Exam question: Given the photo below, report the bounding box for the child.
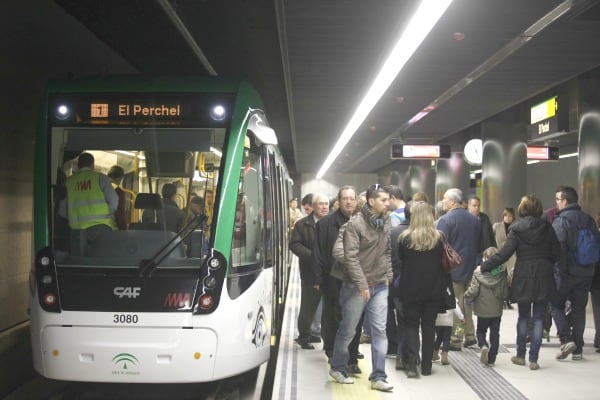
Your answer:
[433,303,464,365]
[465,246,509,366]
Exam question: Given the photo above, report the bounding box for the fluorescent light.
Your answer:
[559,152,577,159]
[210,146,222,158]
[316,0,453,179]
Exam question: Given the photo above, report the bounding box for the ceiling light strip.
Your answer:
[316,0,453,179]
[345,0,573,172]
[156,0,218,76]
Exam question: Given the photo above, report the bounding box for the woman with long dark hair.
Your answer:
[477,195,559,370]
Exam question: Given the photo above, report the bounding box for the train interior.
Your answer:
[49,126,263,270]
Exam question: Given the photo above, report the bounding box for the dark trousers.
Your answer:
[434,326,451,352]
[392,298,407,361]
[70,225,112,256]
[321,294,361,364]
[591,287,600,347]
[551,274,593,354]
[403,300,438,374]
[476,316,501,363]
[297,280,321,342]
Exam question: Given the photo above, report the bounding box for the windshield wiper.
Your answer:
[139,213,207,277]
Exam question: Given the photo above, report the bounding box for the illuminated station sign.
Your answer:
[49,93,235,127]
[391,144,451,159]
[527,145,559,161]
[527,95,569,140]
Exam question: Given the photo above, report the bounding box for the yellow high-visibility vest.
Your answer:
[66,170,115,230]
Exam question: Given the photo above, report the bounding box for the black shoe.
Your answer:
[295,337,314,349]
[356,352,364,359]
[596,348,600,353]
[448,346,462,352]
[309,335,322,343]
[421,368,431,376]
[463,339,477,348]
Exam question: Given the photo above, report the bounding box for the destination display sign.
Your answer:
[527,145,560,161]
[391,144,451,159]
[49,93,235,127]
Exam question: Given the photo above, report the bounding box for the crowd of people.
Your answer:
[289,184,600,393]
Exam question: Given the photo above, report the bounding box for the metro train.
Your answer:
[29,76,293,382]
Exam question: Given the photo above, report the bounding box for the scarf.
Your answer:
[361,203,386,231]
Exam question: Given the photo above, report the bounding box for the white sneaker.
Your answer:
[329,369,354,384]
[371,380,393,392]
[480,346,489,365]
[556,341,576,360]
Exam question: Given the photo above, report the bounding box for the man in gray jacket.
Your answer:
[329,184,393,392]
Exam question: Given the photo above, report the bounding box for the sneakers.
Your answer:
[329,369,354,384]
[294,337,314,349]
[480,346,489,365]
[463,339,477,347]
[371,380,393,392]
[441,351,450,365]
[511,356,526,366]
[530,361,539,370]
[345,364,362,376]
[556,341,576,360]
[432,350,440,361]
[572,353,583,361]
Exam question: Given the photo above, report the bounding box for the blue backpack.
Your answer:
[569,218,600,267]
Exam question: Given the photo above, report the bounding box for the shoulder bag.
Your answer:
[439,231,462,273]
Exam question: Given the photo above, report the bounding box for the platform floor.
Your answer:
[273,258,599,400]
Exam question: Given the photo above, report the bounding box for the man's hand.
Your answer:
[360,289,370,300]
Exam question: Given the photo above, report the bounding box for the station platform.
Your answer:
[272,258,599,399]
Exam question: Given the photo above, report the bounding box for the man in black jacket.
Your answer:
[291,192,329,349]
[312,186,359,365]
[551,186,600,360]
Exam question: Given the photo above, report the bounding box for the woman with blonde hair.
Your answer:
[392,201,450,377]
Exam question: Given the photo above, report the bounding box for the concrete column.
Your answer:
[435,152,470,203]
[578,113,600,217]
[481,122,528,223]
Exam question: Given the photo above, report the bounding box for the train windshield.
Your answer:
[49,126,224,269]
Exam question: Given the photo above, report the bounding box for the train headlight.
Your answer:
[208,257,221,270]
[198,294,214,310]
[43,293,57,306]
[55,104,72,120]
[209,104,226,121]
[40,256,50,266]
[41,275,53,285]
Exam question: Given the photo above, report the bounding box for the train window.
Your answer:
[49,126,224,269]
[230,139,262,269]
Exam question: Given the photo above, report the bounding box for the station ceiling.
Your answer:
[54,0,600,177]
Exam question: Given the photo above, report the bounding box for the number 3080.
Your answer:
[113,314,138,324]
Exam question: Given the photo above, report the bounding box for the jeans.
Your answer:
[551,273,593,354]
[516,302,547,362]
[476,316,501,363]
[332,282,388,382]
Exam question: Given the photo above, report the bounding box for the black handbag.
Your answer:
[443,284,456,310]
